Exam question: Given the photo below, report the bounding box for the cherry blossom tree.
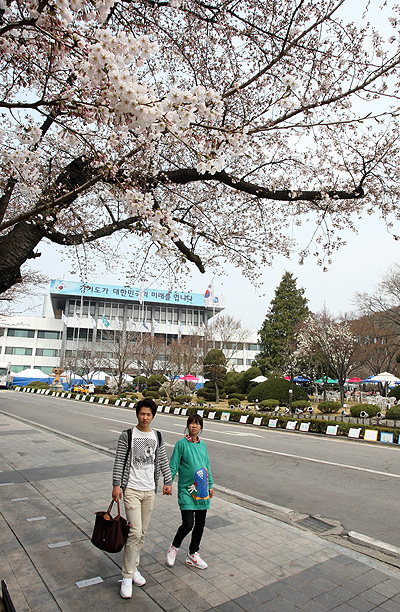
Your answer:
[298,310,357,405]
[2,0,400,293]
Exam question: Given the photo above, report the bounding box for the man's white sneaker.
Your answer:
[166,544,179,567]
[133,570,146,586]
[185,552,208,569]
[120,578,132,598]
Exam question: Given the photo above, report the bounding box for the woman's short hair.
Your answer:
[186,413,203,431]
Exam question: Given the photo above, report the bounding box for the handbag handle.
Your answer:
[105,499,121,521]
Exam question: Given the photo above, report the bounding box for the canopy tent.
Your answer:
[179,374,199,381]
[365,371,400,383]
[12,368,51,386]
[284,375,310,383]
[250,375,268,383]
[315,377,338,384]
[90,371,108,384]
[346,377,363,383]
[361,371,400,396]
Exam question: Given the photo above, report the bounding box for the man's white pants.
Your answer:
[122,488,155,578]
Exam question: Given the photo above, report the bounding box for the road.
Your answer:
[1,390,399,547]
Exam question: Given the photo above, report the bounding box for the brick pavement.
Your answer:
[1,411,400,612]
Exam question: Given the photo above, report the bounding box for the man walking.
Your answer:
[112,398,172,598]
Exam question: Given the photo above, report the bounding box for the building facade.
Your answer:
[0,280,259,375]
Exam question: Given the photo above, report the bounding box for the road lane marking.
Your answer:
[4,404,400,479]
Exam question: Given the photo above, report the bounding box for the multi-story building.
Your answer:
[0,280,259,375]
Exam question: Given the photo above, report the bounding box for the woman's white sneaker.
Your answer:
[166,544,179,567]
[185,552,207,569]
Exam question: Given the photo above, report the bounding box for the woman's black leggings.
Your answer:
[172,509,207,554]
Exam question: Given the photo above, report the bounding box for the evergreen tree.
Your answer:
[256,272,310,373]
[203,349,227,404]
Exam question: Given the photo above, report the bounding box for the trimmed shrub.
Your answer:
[318,401,341,414]
[388,386,400,400]
[237,366,263,394]
[247,377,308,405]
[225,384,241,395]
[228,398,241,406]
[142,390,160,399]
[228,393,246,401]
[350,404,381,418]
[386,406,400,420]
[26,381,50,389]
[292,400,311,410]
[175,395,192,405]
[259,399,279,409]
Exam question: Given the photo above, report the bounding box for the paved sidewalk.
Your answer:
[1,412,400,612]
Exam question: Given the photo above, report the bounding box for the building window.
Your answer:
[246,359,253,365]
[154,307,160,322]
[10,365,31,373]
[236,358,244,365]
[180,310,186,324]
[5,347,33,355]
[37,330,61,339]
[66,327,93,341]
[160,307,166,323]
[36,348,60,357]
[7,329,35,338]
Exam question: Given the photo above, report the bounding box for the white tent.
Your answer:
[251,375,268,383]
[16,368,49,378]
[367,372,400,383]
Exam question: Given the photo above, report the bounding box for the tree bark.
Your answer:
[0,222,45,294]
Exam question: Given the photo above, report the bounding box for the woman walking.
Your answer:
[166,413,213,569]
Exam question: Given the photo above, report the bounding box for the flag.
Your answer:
[178,320,183,330]
[143,320,149,331]
[138,284,145,305]
[152,318,159,331]
[74,312,80,324]
[204,279,214,303]
[89,315,97,328]
[115,316,122,328]
[62,312,68,325]
[102,315,110,328]
[167,321,172,329]
[128,317,136,330]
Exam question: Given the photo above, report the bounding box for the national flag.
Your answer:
[115,316,122,328]
[138,284,145,305]
[167,321,172,329]
[74,312,80,324]
[89,315,97,328]
[152,319,159,331]
[143,320,149,331]
[128,317,136,329]
[102,315,110,328]
[204,279,214,303]
[62,312,68,325]
[178,320,183,330]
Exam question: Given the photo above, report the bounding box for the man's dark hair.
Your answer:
[136,398,157,417]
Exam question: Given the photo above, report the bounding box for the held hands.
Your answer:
[112,485,123,501]
[163,485,172,496]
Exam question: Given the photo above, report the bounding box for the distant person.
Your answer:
[166,414,213,570]
[88,382,95,395]
[112,398,172,599]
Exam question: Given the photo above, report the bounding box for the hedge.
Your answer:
[350,404,381,418]
[318,401,341,414]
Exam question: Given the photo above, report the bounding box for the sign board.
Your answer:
[363,429,378,441]
[239,415,248,424]
[348,428,361,439]
[380,431,394,444]
[253,417,262,426]
[299,422,310,432]
[174,408,181,415]
[286,421,297,430]
[208,412,216,420]
[268,419,278,428]
[326,425,339,435]
[221,412,230,422]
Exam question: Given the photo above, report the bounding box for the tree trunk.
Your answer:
[214,380,219,404]
[0,221,45,293]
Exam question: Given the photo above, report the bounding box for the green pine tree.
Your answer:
[256,272,310,373]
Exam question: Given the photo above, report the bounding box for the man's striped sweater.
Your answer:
[112,427,172,492]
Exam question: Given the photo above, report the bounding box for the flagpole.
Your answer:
[212,278,215,348]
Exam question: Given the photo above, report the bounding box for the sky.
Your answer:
[7,1,400,332]
[17,207,399,333]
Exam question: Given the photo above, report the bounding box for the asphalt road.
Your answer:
[1,390,400,548]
